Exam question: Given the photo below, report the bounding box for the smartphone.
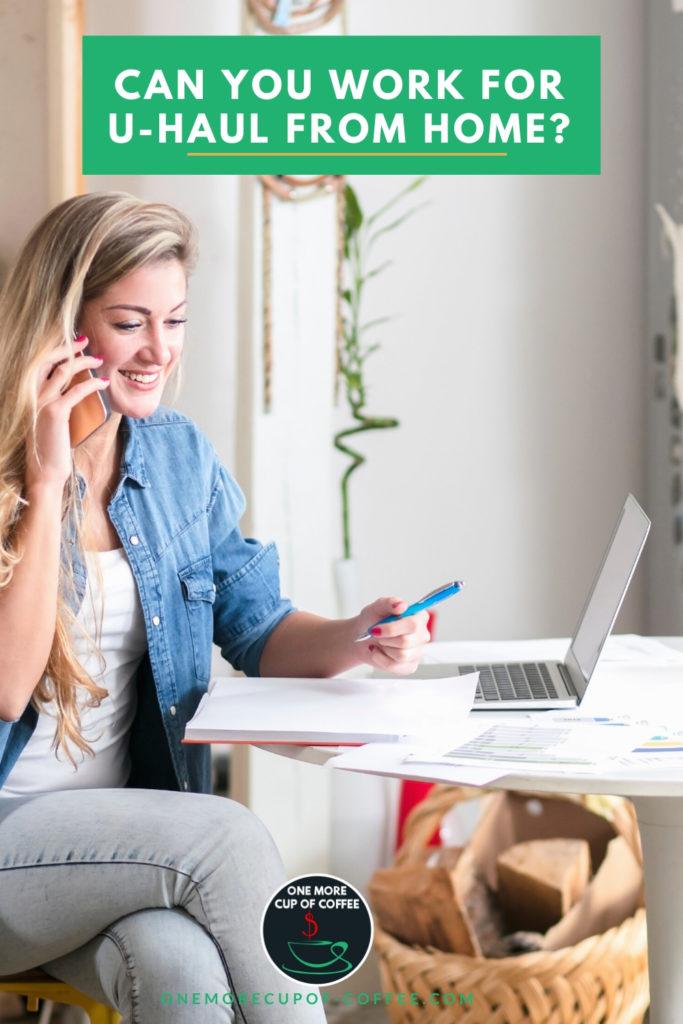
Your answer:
[67,341,111,448]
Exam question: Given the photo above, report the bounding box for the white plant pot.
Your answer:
[333,556,360,619]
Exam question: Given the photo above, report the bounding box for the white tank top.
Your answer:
[0,548,147,797]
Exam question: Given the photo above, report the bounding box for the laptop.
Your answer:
[413,494,651,710]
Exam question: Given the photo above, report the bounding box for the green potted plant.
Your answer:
[334,177,427,615]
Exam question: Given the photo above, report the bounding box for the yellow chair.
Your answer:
[0,968,121,1023]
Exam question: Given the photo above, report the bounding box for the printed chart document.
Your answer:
[404,715,653,773]
[611,732,683,772]
[183,671,479,746]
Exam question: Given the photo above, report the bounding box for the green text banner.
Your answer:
[82,35,601,175]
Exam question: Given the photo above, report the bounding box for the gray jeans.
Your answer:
[0,788,328,1024]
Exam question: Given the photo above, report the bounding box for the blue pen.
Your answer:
[354,580,464,642]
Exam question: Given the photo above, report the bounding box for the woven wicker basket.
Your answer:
[373,785,649,1024]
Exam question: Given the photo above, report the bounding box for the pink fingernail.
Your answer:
[75,335,87,343]
[371,627,381,636]
[99,376,110,383]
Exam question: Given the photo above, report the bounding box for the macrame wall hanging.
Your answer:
[246,0,344,34]
[259,175,346,412]
[247,0,348,412]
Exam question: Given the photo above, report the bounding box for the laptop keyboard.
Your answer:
[462,663,559,702]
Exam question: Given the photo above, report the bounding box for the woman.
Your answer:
[0,192,430,1023]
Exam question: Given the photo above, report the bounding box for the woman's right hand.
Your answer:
[25,335,110,494]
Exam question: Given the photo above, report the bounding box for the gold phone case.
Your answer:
[68,364,111,448]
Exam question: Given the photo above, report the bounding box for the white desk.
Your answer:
[260,638,683,1024]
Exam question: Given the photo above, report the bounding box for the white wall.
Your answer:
[341,0,646,647]
[0,0,49,275]
[645,0,683,634]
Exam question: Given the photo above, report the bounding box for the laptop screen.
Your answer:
[567,494,650,698]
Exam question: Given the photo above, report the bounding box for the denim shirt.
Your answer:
[0,408,295,795]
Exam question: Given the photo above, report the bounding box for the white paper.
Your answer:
[328,742,505,787]
[577,664,683,722]
[600,635,683,665]
[404,715,652,771]
[185,671,478,745]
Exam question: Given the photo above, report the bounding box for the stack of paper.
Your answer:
[182,671,478,746]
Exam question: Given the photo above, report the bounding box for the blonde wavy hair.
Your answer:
[0,191,198,767]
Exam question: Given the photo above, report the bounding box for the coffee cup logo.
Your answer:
[288,938,352,973]
[261,873,373,986]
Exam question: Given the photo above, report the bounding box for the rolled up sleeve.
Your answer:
[210,465,295,676]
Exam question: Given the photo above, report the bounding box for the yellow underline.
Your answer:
[186,151,508,157]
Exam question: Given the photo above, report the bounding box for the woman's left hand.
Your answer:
[354,597,431,675]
